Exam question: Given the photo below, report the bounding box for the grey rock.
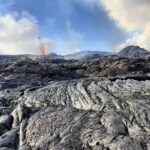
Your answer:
[117,137,143,150]
[0,115,13,129]
[118,45,150,59]
[0,115,13,136]
[0,148,15,150]
[11,103,30,128]
[0,107,12,116]
[0,128,19,148]
[0,56,149,149]
[24,107,100,149]
[101,111,128,135]
[16,78,149,149]
[0,125,9,137]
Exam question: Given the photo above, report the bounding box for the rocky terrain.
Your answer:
[0,46,150,150]
[0,46,149,63]
[118,46,150,59]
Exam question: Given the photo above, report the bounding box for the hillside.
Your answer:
[118,45,150,59]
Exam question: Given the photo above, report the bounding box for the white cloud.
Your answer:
[0,12,54,55]
[101,0,150,31]
[118,23,150,50]
[100,0,150,50]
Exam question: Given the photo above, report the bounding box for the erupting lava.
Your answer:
[40,48,46,57]
[38,37,46,57]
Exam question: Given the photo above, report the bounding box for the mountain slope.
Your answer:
[118,45,150,59]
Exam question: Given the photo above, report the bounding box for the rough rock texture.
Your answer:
[17,79,149,150]
[118,45,150,59]
[0,56,150,149]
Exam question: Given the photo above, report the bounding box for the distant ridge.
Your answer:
[64,51,113,60]
[0,45,150,62]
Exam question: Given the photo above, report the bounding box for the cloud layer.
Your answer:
[1,0,149,54]
[101,0,150,50]
[0,12,54,55]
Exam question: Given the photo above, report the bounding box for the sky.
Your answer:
[0,0,149,55]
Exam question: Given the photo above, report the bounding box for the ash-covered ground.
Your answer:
[0,50,150,150]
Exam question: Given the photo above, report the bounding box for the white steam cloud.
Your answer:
[0,12,54,55]
[101,0,150,50]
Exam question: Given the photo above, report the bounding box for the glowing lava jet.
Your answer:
[38,37,46,57]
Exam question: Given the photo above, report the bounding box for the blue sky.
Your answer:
[0,0,149,55]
